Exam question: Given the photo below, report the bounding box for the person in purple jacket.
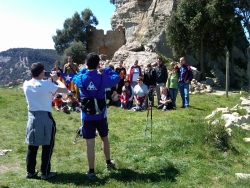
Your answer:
[73,52,120,180]
[178,57,193,108]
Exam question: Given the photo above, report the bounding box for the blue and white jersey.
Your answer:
[73,67,120,120]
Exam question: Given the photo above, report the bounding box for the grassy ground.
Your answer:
[1,86,250,188]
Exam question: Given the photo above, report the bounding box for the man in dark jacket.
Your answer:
[155,58,168,104]
[115,60,126,94]
[143,63,156,106]
[178,57,193,108]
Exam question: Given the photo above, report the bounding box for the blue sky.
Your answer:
[0,0,116,52]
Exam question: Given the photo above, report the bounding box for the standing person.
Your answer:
[155,57,168,105]
[115,60,126,94]
[127,60,142,88]
[63,55,79,74]
[51,60,63,83]
[166,65,179,108]
[143,63,156,106]
[51,60,63,77]
[178,57,193,108]
[23,62,69,180]
[73,52,120,180]
[63,55,80,98]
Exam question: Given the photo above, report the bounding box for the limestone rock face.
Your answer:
[112,48,158,70]
[111,0,176,58]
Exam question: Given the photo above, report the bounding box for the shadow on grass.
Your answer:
[185,105,204,111]
[47,166,179,186]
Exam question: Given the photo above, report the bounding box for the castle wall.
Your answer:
[87,26,125,60]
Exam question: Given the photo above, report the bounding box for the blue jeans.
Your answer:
[169,88,178,107]
[178,82,189,107]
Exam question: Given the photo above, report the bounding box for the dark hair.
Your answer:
[137,76,143,81]
[30,62,44,77]
[109,64,114,70]
[161,86,170,95]
[86,52,100,69]
[56,94,62,98]
[54,60,60,65]
[157,57,162,61]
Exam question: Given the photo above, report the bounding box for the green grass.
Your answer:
[1,86,250,187]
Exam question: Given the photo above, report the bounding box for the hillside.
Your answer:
[0,48,61,85]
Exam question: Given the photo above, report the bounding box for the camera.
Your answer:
[44,71,51,77]
[44,71,60,77]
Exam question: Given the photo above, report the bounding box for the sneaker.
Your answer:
[41,172,57,180]
[85,172,97,180]
[106,162,115,170]
[26,170,38,178]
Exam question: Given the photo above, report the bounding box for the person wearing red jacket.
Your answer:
[127,60,142,88]
[120,88,129,109]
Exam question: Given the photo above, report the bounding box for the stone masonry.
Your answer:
[87,26,126,60]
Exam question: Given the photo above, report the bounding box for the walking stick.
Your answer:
[144,87,154,147]
[150,98,153,146]
[143,103,150,147]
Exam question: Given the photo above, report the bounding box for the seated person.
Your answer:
[110,90,120,107]
[122,79,134,109]
[157,87,173,111]
[132,76,149,111]
[63,92,80,112]
[120,88,129,109]
[52,93,65,111]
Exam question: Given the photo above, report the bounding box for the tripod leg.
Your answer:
[73,133,78,144]
[143,106,150,147]
[150,101,153,146]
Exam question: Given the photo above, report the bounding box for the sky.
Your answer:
[0,0,116,52]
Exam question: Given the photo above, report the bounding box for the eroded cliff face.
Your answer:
[111,0,176,58]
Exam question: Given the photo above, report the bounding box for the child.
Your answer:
[157,87,173,111]
[111,90,120,106]
[64,92,80,112]
[120,88,129,109]
[52,94,64,111]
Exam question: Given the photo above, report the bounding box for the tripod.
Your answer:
[143,87,154,147]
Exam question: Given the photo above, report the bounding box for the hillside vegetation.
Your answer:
[1,86,250,187]
[0,48,61,85]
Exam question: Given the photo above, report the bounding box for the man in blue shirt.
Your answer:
[73,52,120,179]
[178,57,193,108]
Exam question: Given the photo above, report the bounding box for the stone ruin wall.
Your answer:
[87,26,126,60]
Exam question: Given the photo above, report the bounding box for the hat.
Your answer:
[122,88,127,91]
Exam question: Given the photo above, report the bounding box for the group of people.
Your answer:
[107,56,193,111]
[22,53,192,181]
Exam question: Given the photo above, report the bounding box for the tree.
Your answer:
[166,0,238,80]
[61,41,87,65]
[234,0,250,86]
[52,9,98,55]
[234,0,250,40]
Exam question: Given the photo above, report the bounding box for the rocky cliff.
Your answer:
[109,0,249,88]
[111,0,176,58]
